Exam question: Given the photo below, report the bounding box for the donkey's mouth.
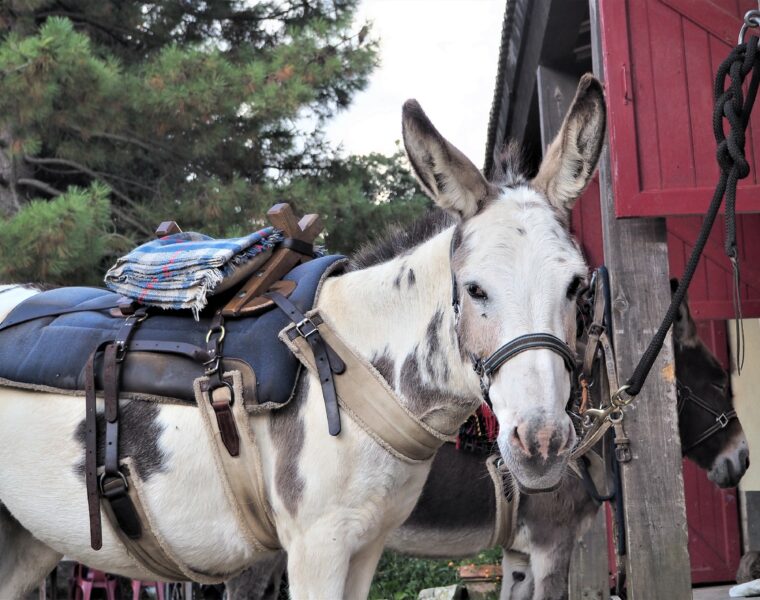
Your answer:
[498,448,569,492]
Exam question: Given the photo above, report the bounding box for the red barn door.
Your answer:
[599,0,760,217]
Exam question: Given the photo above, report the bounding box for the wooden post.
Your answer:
[589,1,691,598]
[537,62,610,600]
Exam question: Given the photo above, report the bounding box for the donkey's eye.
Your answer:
[466,283,488,301]
[566,276,584,299]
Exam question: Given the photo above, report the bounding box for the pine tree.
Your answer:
[0,1,429,285]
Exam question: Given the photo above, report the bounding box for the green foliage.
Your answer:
[0,183,111,285]
[368,548,503,600]
[0,1,428,285]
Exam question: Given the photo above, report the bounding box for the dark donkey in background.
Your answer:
[225,283,749,600]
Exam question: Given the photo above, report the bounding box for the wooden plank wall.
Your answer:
[592,1,693,598]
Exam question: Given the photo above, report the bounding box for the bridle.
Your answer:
[449,235,577,407]
[676,381,737,454]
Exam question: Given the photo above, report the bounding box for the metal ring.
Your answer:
[209,379,234,406]
[739,10,760,44]
[98,470,129,495]
[205,325,226,344]
[611,384,632,407]
[609,408,625,424]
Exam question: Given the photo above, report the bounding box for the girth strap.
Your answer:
[265,291,345,435]
[84,308,147,550]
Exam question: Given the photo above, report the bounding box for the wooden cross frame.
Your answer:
[222,203,322,317]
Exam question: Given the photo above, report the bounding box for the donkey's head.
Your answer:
[671,279,749,488]
[402,74,606,490]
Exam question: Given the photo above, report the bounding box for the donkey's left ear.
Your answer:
[402,99,495,220]
[532,74,606,220]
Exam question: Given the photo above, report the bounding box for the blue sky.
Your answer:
[326,0,504,169]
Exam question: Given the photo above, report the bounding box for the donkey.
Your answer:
[224,285,749,600]
[0,74,605,599]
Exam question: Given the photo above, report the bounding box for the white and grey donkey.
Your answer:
[0,74,605,599]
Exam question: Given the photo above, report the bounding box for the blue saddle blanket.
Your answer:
[0,255,345,405]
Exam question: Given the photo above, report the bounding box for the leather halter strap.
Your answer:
[477,333,576,377]
[448,230,576,405]
[473,333,576,405]
[677,382,737,454]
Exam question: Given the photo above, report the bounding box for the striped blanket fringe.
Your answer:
[456,404,499,454]
[104,227,281,318]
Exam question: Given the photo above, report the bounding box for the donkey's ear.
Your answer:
[532,74,606,219]
[402,99,495,219]
[671,278,699,346]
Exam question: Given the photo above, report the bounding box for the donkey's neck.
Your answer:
[318,227,481,435]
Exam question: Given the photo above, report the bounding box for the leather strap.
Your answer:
[85,341,110,550]
[85,310,147,550]
[0,294,123,332]
[487,455,518,549]
[194,371,280,551]
[128,340,209,361]
[480,333,576,377]
[266,292,343,436]
[280,309,452,461]
[208,383,240,456]
[280,237,314,257]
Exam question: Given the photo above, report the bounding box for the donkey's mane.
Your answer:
[347,141,527,272]
[490,141,528,188]
[347,209,455,271]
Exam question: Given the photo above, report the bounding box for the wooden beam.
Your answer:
[537,66,579,150]
[590,1,692,599]
[506,0,551,145]
[538,62,610,600]
[568,509,608,600]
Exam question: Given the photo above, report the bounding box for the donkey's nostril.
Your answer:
[512,571,526,582]
[558,421,575,454]
[511,426,531,456]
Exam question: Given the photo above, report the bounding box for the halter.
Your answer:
[676,382,737,454]
[449,234,577,407]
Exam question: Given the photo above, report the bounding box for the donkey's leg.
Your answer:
[529,538,575,600]
[225,551,288,600]
[285,528,353,600]
[342,534,387,600]
[0,504,62,600]
[500,550,533,600]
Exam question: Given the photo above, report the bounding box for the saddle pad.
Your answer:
[104,227,280,316]
[0,255,346,406]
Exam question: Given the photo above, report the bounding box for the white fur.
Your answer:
[0,87,601,597]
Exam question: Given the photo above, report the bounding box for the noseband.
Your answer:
[676,382,736,454]
[450,236,577,407]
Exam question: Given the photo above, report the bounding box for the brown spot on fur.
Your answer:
[268,377,308,517]
[400,350,471,419]
[371,351,395,386]
[74,401,166,481]
[456,296,501,363]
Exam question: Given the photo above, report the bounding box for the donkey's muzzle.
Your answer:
[501,417,575,489]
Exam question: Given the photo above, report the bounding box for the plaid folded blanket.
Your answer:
[104,227,280,317]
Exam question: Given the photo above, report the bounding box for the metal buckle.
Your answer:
[209,380,234,407]
[295,317,319,339]
[205,325,226,344]
[716,413,730,428]
[114,340,127,362]
[99,470,129,496]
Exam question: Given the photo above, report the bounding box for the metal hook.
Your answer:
[739,10,760,44]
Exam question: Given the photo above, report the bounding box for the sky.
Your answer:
[325,0,505,169]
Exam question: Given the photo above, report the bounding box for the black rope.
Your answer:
[625,37,759,396]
